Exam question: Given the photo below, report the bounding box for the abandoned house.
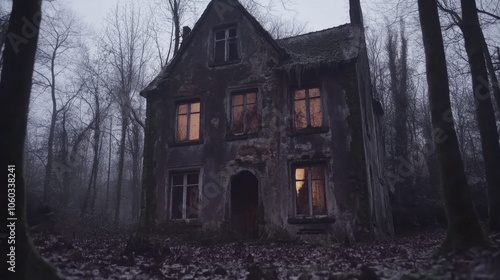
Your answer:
[140,0,393,241]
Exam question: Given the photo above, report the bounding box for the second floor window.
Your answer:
[231,91,258,134]
[293,88,323,130]
[214,26,238,63]
[176,101,200,142]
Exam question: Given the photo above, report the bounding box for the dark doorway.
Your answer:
[230,170,259,239]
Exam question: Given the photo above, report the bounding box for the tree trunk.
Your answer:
[42,78,57,203]
[105,116,113,220]
[0,0,61,278]
[460,0,500,232]
[417,0,488,252]
[114,104,129,228]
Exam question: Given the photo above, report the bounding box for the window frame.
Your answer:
[174,99,202,144]
[169,170,201,221]
[230,90,259,135]
[292,164,328,218]
[226,87,261,140]
[292,87,324,130]
[212,24,240,65]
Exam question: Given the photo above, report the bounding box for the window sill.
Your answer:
[169,140,204,147]
[209,59,241,67]
[287,217,335,225]
[289,126,330,137]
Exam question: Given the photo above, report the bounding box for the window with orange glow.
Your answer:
[171,172,200,220]
[293,88,323,130]
[176,101,200,142]
[294,165,327,216]
[231,91,258,134]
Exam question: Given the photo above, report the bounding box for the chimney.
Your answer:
[349,0,364,26]
[182,26,192,41]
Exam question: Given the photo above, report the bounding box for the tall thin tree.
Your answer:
[417,0,488,252]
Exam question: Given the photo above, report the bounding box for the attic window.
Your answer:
[293,88,323,130]
[214,26,238,63]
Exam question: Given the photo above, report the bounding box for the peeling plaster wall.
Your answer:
[141,2,393,241]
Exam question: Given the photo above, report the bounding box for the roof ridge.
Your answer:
[278,23,352,41]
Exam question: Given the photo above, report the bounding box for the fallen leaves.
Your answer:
[33,229,500,279]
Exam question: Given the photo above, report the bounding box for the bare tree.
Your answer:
[417,0,488,252]
[103,2,151,228]
[459,0,500,232]
[34,2,82,204]
[0,0,61,278]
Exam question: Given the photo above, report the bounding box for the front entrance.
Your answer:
[230,170,259,239]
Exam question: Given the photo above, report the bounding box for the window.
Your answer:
[293,88,323,130]
[176,101,200,142]
[170,171,200,220]
[294,165,327,216]
[231,91,258,134]
[214,26,238,63]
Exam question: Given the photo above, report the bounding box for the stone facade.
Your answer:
[140,0,393,241]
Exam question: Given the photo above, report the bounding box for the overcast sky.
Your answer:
[69,0,350,33]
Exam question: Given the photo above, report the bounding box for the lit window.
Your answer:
[294,165,327,216]
[171,172,200,220]
[293,88,323,130]
[214,27,238,63]
[231,91,258,134]
[176,101,200,142]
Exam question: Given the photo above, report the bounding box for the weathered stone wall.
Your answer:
[141,1,393,241]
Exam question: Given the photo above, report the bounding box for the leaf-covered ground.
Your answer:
[33,230,500,279]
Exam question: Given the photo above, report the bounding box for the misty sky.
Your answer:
[70,0,350,33]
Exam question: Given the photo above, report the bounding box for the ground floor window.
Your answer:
[293,165,327,216]
[170,171,200,219]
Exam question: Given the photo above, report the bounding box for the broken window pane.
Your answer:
[176,114,188,141]
[294,99,307,129]
[171,186,183,219]
[214,27,238,62]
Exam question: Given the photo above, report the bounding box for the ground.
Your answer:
[33,229,500,279]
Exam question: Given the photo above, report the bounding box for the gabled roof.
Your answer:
[141,1,363,97]
[276,23,362,70]
[141,0,285,97]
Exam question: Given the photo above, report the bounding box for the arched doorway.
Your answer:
[230,170,259,239]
